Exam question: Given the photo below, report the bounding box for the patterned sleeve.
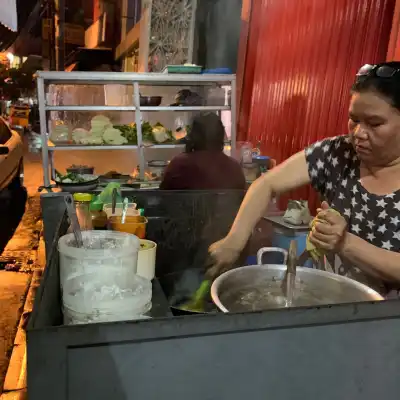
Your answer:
[305,135,351,199]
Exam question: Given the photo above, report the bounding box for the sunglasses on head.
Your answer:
[356,64,400,80]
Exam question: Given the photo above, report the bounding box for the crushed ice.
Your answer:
[68,237,122,250]
[70,281,147,301]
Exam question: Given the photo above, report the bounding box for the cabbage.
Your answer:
[103,127,128,145]
[152,126,169,143]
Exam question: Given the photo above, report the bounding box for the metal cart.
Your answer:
[27,192,400,400]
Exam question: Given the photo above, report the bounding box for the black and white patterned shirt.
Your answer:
[305,135,400,296]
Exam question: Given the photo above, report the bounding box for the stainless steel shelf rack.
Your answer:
[36,71,237,189]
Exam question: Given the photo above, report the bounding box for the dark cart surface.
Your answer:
[27,192,400,400]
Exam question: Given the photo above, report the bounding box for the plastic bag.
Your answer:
[95,183,122,205]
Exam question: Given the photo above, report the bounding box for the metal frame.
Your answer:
[27,297,400,400]
[36,71,235,84]
[187,0,198,63]
[36,71,237,189]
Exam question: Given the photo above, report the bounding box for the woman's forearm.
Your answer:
[228,151,311,250]
[229,175,273,248]
[340,233,400,283]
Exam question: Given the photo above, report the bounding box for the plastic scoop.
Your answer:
[121,198,129,224]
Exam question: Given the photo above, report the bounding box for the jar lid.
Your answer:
[73,193,92,202]
[253,155,270,160]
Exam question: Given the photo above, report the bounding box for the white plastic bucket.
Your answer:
[58,230,140,287]
[62,272,152,312]
[62,271,152,324]
[63,303,152,325]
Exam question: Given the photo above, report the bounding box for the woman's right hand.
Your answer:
[206,235,243,279]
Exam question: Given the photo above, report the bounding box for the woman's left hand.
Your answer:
[309,201,347,252]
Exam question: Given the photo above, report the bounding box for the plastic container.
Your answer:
[165,65,202,74]
[235,141,253,163]
[242,163,259,182]
[58,230,140,291]
[138,239,157,280]
[109,216,148,239]
[90,202,108,230]
[202,68,232,74]
[103,202,138,218]
[63,305,152,325]
[253,155,270,174]
[62,271,152,324]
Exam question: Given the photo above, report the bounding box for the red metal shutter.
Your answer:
[239,0,395,212]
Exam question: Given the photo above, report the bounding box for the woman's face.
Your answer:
[348,91,400,166]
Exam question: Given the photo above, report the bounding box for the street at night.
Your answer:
[2,0,400,399]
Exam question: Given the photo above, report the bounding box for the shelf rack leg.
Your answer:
[49,151,56,181]
[230,78,237,151]
[187,0,198,63]
[133,82,146,180]
[37,77,51,188]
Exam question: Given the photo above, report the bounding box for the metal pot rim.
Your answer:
[210,264,384,313]
[147,160,169,167]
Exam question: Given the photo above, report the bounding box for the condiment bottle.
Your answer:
[72,193,93,231]
[90,202,108,230]
[240,142,253,164]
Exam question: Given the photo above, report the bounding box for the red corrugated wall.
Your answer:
[239,0,396,212]
[387,0,400,59]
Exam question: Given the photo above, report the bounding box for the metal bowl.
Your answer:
[67,166,94,175]
[211,264,384,313]
[140,96,162,106]
[55,175,99,193]
[99,173,130,184]
[147,160,169,179]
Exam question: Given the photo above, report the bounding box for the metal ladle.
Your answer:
[282,240,297,307]
[111,188,118,215]
[64,195,83,248]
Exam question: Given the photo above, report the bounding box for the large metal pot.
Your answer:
[147,160,169,179]
[211,247,384,312]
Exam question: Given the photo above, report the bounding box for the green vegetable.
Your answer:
[141,121,154,142]
[114,124,138,145]
[103,127,128,145]
[113,122,178,145]
[55,172,92,184]
[98,183,122,204]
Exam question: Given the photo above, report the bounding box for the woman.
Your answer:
[209,61,400,296]
[160,112,246,190]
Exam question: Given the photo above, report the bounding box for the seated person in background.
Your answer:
[160,112,246,190]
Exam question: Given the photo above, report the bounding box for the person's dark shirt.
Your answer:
[160,150,246,190]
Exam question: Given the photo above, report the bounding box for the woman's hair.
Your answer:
[352,61,400,109]
[185,112,226,152]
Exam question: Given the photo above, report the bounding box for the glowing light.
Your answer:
[6,52,14,64]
